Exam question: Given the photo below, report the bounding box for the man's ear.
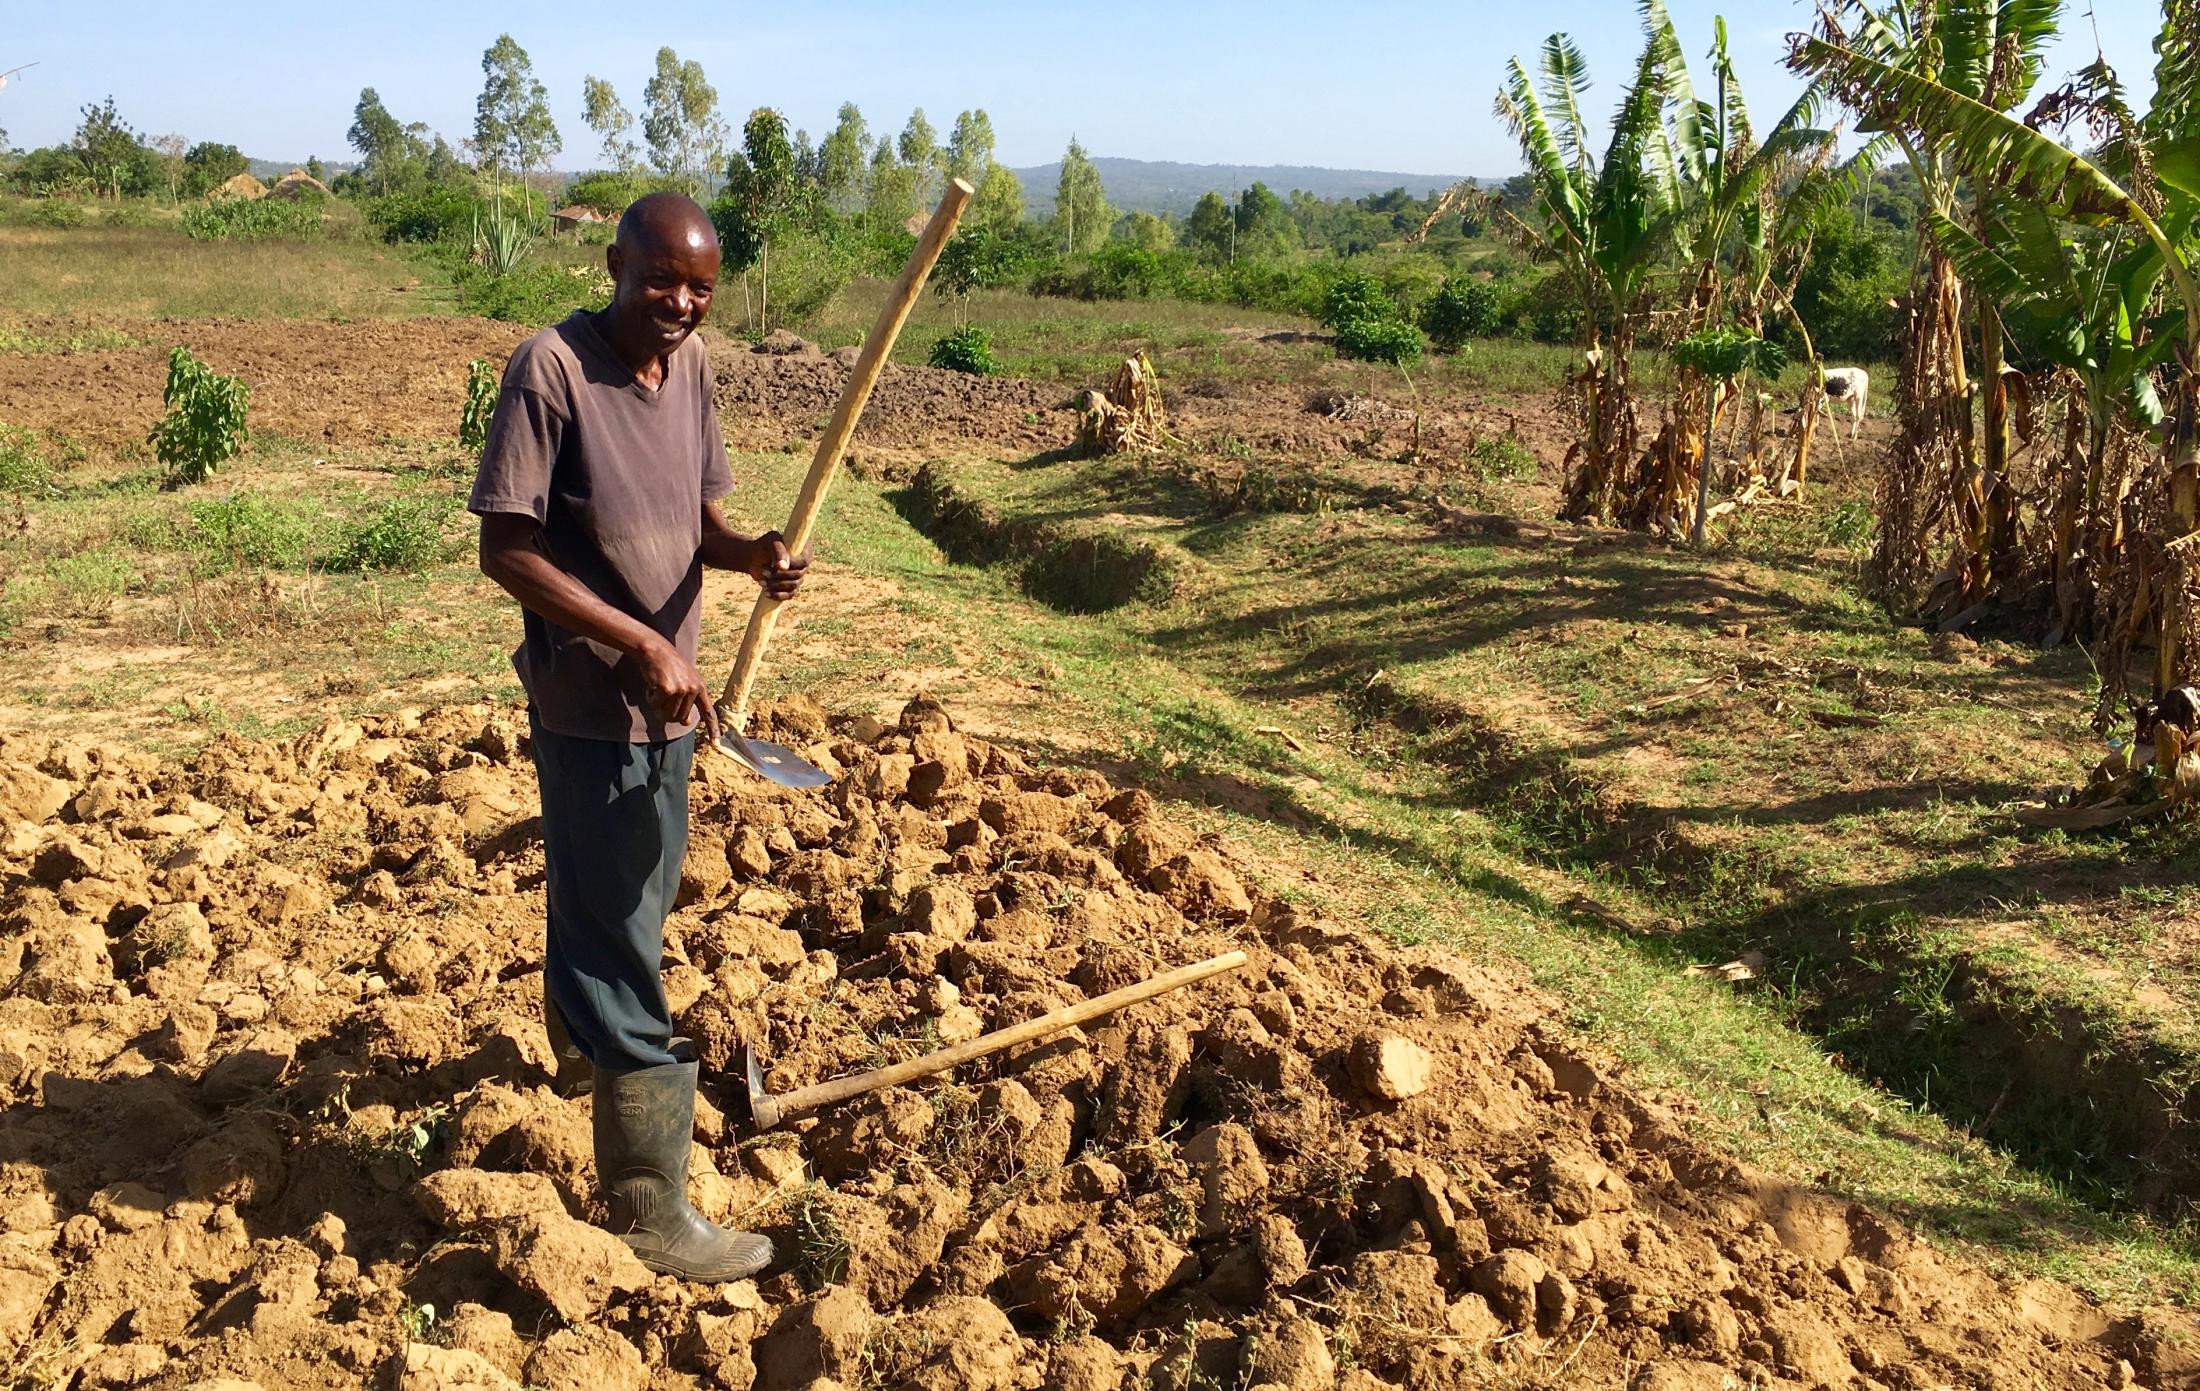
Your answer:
[605,242,623,285]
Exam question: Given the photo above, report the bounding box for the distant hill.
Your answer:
[1007,157,1482,218]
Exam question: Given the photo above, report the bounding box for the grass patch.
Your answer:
[0,225,452,320]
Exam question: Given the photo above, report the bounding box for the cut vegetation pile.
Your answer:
[2,697,2188,1391]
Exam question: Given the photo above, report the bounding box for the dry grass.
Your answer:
[0,226,451,320]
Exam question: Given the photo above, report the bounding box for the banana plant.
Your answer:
[1496,19,1684,522]
[1672,326,1788,543]
[1793,1,2068,620]
[1652,5,1838,325]
[1795,1,2200,690]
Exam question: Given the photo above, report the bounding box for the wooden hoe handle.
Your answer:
[761,950,1249,1123]
[717,177,974,731]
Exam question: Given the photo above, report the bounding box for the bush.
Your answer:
[450,259,607,326]
[182,198,322,242]
[929,326,1001,375]
[368,188,481,244]
[331,495,455,572]
[1422,278,1503,353]
[149,347,250,485]
[1507,273,1589,344]
[31,199,85,229]
[1333,316,1423,365]
[0,425,50,495]
[184,493,314,571]
[1321,271,1398,331]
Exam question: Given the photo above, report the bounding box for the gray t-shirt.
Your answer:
[468,310,734,743]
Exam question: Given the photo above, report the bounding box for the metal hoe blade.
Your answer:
[743,1044,784,1130]
[711,707,831,790]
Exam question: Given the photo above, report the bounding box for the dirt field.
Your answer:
[5,697,2185,1391]
[0,315,1585,484]
[0,311,2176,1391]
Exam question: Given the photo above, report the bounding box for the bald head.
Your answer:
[601,191,721,363]
[616,191,718,259]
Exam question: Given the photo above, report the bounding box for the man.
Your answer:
[470,192,805,1282]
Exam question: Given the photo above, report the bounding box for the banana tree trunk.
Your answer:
[2158,371,2200,694]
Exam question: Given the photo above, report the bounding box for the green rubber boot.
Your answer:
[593,1050,772,1282]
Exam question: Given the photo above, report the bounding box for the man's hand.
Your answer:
[746,530,811,601]
[634,635,720,744]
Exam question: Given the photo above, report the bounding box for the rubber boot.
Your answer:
[593,1048,773,1282]
[542,978,594,1098]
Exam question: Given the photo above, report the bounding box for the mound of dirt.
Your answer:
[712,349,1068,455]
[0,701,2185,1389]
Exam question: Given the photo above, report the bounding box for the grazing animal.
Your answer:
[1820,367,1869,440]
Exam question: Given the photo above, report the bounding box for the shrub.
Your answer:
[1422,278,1503,353]
[1333,316,1423,365]
[368,188,480,244]
[149,347,250,485]
[331,495,455,572]
[451,260,606,326]
[929,326,1001,375]
[1321,272,1398,331]
[0,425,50,495]
[181,198,322,241]
[460,359,498,452]
[31,199,85,229]
[184,493,314,571]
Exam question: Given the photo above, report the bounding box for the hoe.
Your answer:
[742,951,1247,1130]
[712,179,973,788]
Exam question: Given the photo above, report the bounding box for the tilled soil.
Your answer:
[1,698,2188,1391]
[0,315,1559,483]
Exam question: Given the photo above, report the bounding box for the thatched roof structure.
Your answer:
[211,172,266,202]
[268,170,332,200]
[551,205,609,231]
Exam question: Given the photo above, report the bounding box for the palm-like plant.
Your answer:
[1795,0,2200,695]
[1791,0,2065,620]
[1496,24,1683,523]
[1632,6,1841,525]
[1672,326,1789,542]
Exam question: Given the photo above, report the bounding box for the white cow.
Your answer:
[1819,367,1870,440]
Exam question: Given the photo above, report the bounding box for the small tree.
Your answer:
[1184,191,1234,262]
[715,108,797,330]
[475,34,560,192]
[582,76,642,174]
[181,142,249,198]
[1671,327,1786,544]
[897,108,941,204]
[150,347,250,486]
[643,47,729,196]
[73,97,142,198]
[969,161,1024,233]
[819,102,870,213]
[1053,137,1112,254]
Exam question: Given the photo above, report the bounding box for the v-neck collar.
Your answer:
[576,310,674,401]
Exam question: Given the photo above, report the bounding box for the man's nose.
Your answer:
[669,287,693,316]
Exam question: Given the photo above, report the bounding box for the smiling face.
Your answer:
[604,194,721,356]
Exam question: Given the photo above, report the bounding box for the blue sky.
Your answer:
[0,2,2160,178]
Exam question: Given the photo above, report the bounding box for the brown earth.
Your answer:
[1,697,2188,1391]
[0,315,1573,488]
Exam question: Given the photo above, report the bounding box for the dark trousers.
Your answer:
[530,715,693,1072]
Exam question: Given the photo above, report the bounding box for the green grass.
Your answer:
[847,442,2200,1226]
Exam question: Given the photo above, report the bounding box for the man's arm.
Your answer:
[700,502,810,600]
[479,513,718,740]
